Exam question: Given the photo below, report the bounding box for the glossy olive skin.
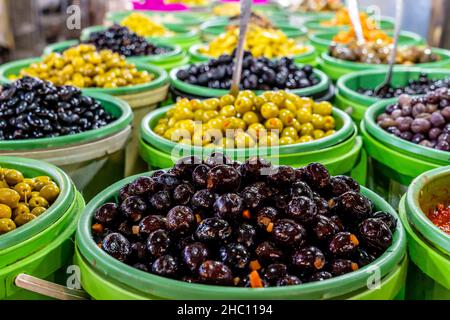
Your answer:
[102,233,132,262]
[358,218,393,253]
[198,260,233,285]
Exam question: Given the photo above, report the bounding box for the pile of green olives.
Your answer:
[154,90,336,148]
[0,167,60,235]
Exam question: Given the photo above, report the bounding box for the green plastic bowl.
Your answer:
[365,98,450,164]
[43,39,188,72]
[1,191,84,299]
[188,43,318,65]
[335,68,450,123]
[75,168,405,300]
[309,30,424,55]
[0,157,74,262]
[140,104,354,156]
[80,24,200,50]
[169,64,330,98]
[0,58,168,96]
[319,48,450,81]
[399,194,450,299]
[105,10,205,29]
[304,16,395,34]
[139,128,362,174]
[0,92,132,151]
[199,19,308,42]
[405,166,450,254]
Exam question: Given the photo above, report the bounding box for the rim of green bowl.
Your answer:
[0,156,74,250]
[406,166,450,253]
[141,103,354,156]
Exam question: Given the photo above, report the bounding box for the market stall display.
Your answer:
[74,154,405,299]
[399,166,450,299]
[2,0,450,302]
[335,69,450,122]
[0,156,84,300]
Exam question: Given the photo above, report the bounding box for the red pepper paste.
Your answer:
[428,203,450,235]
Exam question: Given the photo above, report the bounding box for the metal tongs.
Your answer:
[374,0,404,96]
[347,0,365,45]
[229,0,253,97]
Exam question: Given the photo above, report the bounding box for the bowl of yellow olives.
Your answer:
[0,156,73,252]
[0,44,168,95]
[141,90,354,155]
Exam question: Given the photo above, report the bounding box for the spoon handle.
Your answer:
[15,274,90,300]
[347,0,365,44]
[386,0,404,84]
[230,0,253,97]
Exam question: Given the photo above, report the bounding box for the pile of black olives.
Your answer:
[85,24,168,57]
[0,77,115,140]
[92,153,396,287]
[377,88,450,151]
[358,74,450,99]
[176,51,319,90]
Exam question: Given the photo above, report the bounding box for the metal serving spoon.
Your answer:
[229,0,253,97]
[374,0,404,96]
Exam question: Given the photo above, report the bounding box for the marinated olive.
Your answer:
[291,246,326,273]
[102,232,132,262]
[182,242,210,272]
[152,255,179,278]
[198,260,233,285]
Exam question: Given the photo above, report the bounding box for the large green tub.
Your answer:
[335,68,450,123]
[0,156,84,300]
[81,24,201,51]
[309,30,424,55]
[0,87,132,201]
[304,16,395,34]
[169,64,332,100]
[361,100,450,208]
[399,166,450,300]
[74,167,406,300]
[0,58,169,177]
[43,39,189,72]
[319,48,450,81]
[188,43,318,66]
